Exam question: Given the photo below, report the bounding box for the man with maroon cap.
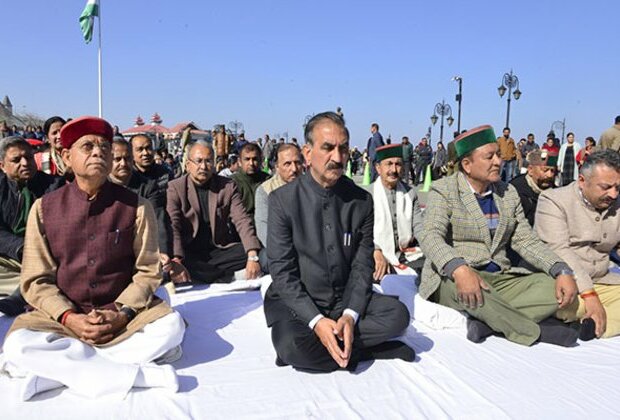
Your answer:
[2,116,185,400]
[510,149,558,227]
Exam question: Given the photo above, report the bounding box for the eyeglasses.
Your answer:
[76,140,112,154]
[187,157,214,167]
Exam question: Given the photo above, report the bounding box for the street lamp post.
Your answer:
[551,119,566,144]
[497,69,522,129]
[303,114,314,128]
[452,76,463,133]
[229,120,244,136]
[430,100,454,143]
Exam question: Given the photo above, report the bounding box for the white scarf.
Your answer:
[373,180,414,266]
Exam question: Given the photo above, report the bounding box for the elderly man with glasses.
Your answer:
[2,116,185,400]
[167,140,262,283]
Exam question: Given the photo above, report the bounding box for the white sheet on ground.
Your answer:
[0,286,618,419]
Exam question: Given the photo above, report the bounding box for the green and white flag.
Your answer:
[79,0,99,44]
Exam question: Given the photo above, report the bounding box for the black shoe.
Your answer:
[538,317,579,347]
[466,318,494,343]
[579,318,597,341]
[361,341,415,363]
[0,289,27,317]
[275,356,288,367]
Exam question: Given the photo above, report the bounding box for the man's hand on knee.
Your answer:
[313,317,349,368]
[373,250,390,282]
[583,294,607,338]
[554,275,577,308]
[453,265,489,309]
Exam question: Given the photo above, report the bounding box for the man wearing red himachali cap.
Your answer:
[2,116,186,400]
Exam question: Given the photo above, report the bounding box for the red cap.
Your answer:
[59,116,113,149]
[26,139,44,147]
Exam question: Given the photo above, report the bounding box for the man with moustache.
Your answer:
[109,139,188,283]
[264,112,413,373]
[2,116,185,400]
[130,134,178,270]
[510,149,558,226]
[232,143,270,217]
[419,125,580,347]
[167,140,262,283]
[254,143,303,247]
[370,143,423,280]
[536,150,620,340]
[0,136,64,316]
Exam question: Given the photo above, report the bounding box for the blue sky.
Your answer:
[1,0,618,148]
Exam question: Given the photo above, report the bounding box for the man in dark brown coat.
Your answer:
[167,140,262,283]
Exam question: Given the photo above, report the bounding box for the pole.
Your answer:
[505,84,511,129]
[440,112,445,142]
[97,0,103,117]
[561,118,566,143]
[457,79,462,133]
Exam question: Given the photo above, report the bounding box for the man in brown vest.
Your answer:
[3,116,185,401]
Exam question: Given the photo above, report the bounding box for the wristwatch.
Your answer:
[557,269,575,277]
[248,255,260,262]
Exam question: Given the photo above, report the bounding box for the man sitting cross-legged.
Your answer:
[418,125,580,347]
[2,116,185,401]
[167,140,262,283]
[537,149,620,340]
[370,143,466,330]
[264,112,414,373]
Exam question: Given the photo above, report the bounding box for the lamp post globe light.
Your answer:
[430,100,454,143]
[497,69,522,129]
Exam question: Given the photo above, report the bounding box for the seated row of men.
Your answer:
[1,112,620,401]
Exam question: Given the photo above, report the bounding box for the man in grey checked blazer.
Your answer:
[418,125,579,346]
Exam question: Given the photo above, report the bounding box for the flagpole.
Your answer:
[97,0,103,117]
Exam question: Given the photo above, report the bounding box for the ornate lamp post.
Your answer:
[229,120,244,136]
[303,114,314,128]
[550,119,566,144]
[452,76,463,133]
[497,69,522,129]
[430,100,454,143]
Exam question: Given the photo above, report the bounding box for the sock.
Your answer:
[20,374,65,401]
[538,317,579,347]
[0,289,27,317]
[361,341,415,363]
[134,365,179,392]
[579,318,596,341]
[466,318,494,343]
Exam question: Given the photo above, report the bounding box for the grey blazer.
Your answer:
[418,171,562,299]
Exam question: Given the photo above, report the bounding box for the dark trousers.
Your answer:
[185,242,247,283]
[414,162,429,185]
[270,293,409,372]
[402,161,412,184]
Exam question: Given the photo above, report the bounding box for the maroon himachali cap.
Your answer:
[59,116,114,149]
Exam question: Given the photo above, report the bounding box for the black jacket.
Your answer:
[125,170,172,255]
[0,171,64,260]
[510,174,543,227]
[264,173,374,326]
